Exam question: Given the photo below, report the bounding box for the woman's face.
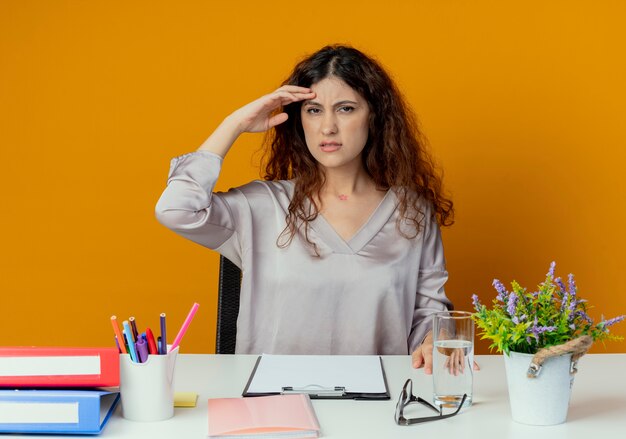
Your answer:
[301,76,370,172]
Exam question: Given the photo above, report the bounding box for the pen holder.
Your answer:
[119,346,179,422]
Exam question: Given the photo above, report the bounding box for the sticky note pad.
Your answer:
[174,392,198,407]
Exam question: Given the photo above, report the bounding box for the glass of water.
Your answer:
[432,310,474,408]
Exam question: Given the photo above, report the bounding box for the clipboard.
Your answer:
[242,354,391,400]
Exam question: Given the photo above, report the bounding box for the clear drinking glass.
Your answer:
[432,310,474,408]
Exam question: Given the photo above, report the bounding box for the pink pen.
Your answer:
[169,303,200,353]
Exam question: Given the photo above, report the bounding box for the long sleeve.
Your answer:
[155,151,240,259]
[407,208,453,352]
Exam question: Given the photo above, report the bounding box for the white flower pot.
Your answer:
[503,351,574,425]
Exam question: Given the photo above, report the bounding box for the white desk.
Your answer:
[61,354,626,437]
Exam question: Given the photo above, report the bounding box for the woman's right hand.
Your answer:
[229,85,316,134]
[198,86,315,157]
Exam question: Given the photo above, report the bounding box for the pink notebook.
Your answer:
[207,394,321,438]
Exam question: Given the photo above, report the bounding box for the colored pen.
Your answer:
[157,336,162,355]
[114,336,122,353]
[136,337,149,363]
[123,320,138,362]
[169,302,200,353]
[129,317,139,341]
[110,316,128,354]
[160,313,167,355]
[146,328,158,355]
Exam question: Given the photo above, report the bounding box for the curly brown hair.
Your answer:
[263,45,453,250]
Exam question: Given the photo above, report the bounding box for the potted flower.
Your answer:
[472,262,624,425]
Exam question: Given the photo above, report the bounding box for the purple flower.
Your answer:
[600,315,625,329]
[575,310,594,325]
[560,292,569,312]
[527,316,556,341]
[472,294,481,311]
[529,324,557,340]
[512,314,527,325]
[546,261,556,279]
[568,273,577,298]
[536,326,557,334]
[493,279,508,301]
[555,277,567,297]
[507,292,517,316]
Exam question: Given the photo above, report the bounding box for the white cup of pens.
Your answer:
[111,303,200,422]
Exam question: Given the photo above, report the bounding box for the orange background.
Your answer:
[1,1,624,354]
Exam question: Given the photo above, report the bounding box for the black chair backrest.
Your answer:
[216,255,242,354]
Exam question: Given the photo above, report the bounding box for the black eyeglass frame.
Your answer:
[394,379,467,426]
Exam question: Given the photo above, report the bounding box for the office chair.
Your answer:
[216,255,242,354]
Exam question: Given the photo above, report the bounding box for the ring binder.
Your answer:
[281,385,346,397]
[0,347,119,387]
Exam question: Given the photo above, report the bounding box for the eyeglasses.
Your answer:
[394,379,467,425]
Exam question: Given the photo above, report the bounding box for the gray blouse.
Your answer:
[155,151,452,355]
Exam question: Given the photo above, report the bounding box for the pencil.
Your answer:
[129,317,139,341]
[110,316,128,354]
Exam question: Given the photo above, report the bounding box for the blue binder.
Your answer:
[0,389,119,434]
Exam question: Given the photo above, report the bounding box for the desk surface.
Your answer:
[36,354,626,438]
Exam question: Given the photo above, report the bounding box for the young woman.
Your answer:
[156,45,454,372]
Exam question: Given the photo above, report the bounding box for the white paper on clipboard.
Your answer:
[245,354,387,395]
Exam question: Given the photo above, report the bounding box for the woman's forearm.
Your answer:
[197,114,243,158]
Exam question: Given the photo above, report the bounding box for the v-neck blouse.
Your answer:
[156,151,452,355]
[311,190,396,254]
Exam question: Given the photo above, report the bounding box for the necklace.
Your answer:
[338,194,349,201]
